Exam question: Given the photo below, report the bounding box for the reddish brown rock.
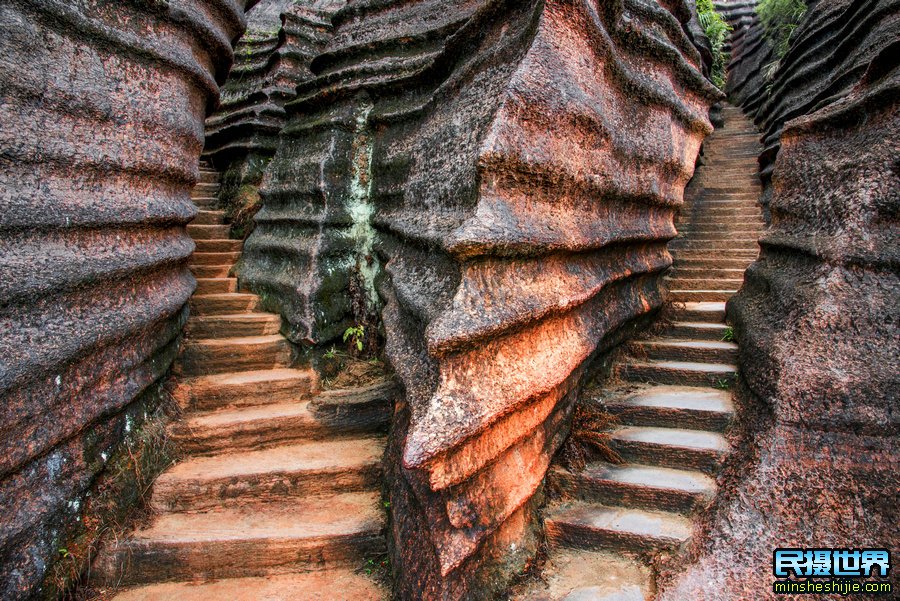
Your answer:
[219,0,718,595]
[238,0,717,596]
[658,3,900,598]
[203,0,345,224]
[0,0,255,597]
[374,1,719,597]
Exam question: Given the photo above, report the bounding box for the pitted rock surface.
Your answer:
[237,0,720,597]
[0,1,255,597]
[658,2,900,599]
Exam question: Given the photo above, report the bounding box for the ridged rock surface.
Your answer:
[743,0,898,220]
[203,0,345,165]
[384,1,722,596]
[0,0,254,597]
[659,2,900,598]
[238,0,718,598]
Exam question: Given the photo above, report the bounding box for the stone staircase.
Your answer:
[514,105,763,599]
[93,163,390,600]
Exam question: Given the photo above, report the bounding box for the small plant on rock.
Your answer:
[343,324,366,353]
[558,403,623,472]
[714,378,732,390]
[721,326,735,342]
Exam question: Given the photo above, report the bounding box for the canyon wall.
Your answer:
[203,0,345,230]
[660,1,900,598]
[0,0,254,597]
[239,0,720,596]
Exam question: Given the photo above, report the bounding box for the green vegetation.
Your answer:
[757,0,808,80]
[343,325,366,353]
[714,378,732,390]
[721,326,735,342]
[697,0,732,89]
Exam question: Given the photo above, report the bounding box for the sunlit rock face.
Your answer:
[239,0,717,595]
[659,3,900,599]
[0,1,253,597]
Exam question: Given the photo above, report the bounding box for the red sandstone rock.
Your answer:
[0,1,256,596]
[238,0,717,596]
[659,3,900,598]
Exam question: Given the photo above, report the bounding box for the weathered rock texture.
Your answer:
[238,0,719,597]
[203,0,344,168]
[0,1,254,597]
[383,1,723,595]
[203,1,345,239]
[658,2,900,598]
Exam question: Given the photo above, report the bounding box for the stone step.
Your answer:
[189,251,241,265]
[189,264,233,278]
[672,267,746,279]
[92,492,385,586]
[545,502,693,553]
[629,338,738,364]
[192,196,219,209]
[660,321,730,341]
[194,277,238,295]
[610,426,729,474]
[682,219,761,227]
[171,367,317,412]
[191,210,226,225]
[549,462,716,514]
[605,385,734,432]
[192,182,221,196]
[179,335,293,376]
[675,228,761,239]
[684,208,761,217]
[197,169,220,184]
[670,301,726,322]
[672,252,758,262]
[691,176,760,186]
[151,437,385,512]
[670,238,759,250]
[668,289,736,302]
[672,257,755,270]
[190,293,260,316]
[619,359,736,387]
[110,570,387,601]
[185,312,282,338]
[187,224,230,239]
[689,196,760,204]
[507,549,651,601]
[171,384,394,455]
[666,277,744,291]
[701,152,760,160]
[195,239,243,253]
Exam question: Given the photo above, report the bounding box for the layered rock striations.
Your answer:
[0,0,254,597]
[203,0,345,169]
[385,2,723,597]
[659,2,900,598]
[745,0,898,219]
[203,1,344,240]
[241,0,720,597]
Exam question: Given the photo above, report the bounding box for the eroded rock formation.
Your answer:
[659,2,900,598]
[240,0,720,597]
[385,1,722,596]
[0,0,254,597]
[203,0,345,224]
